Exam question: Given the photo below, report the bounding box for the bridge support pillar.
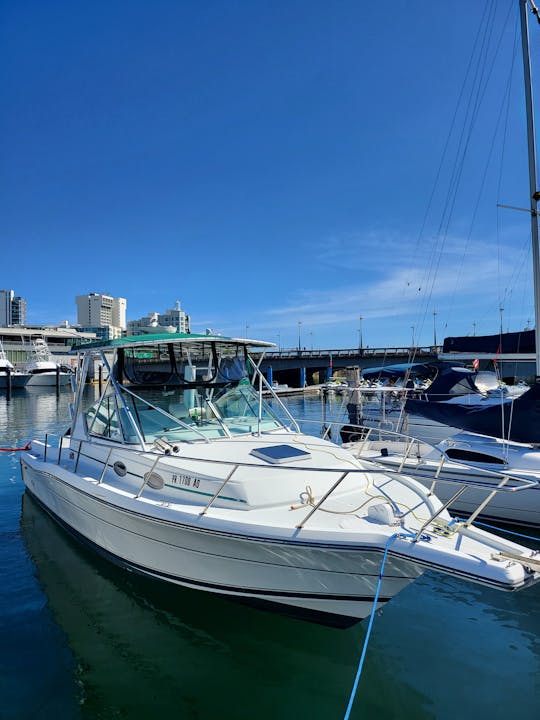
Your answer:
[299,367,306,388]
[266,365,273,387]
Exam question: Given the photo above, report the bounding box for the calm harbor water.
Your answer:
[1,388,540,720]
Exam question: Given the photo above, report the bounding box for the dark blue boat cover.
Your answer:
[412,365,480,401]
[406,380,540,444]
[442,329,535,354]
[361,361,449,381]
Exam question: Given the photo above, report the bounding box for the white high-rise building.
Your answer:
[76,293,127,333]
[112,297,126,330]
[160,301,189,333]
[127,300,190,335]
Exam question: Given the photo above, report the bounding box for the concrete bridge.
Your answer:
[254,346,440,388]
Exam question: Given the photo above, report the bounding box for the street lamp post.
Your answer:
[298,321,302,352]
[411,325,415,348]
[358,315,363,353]
[433,310,437,347]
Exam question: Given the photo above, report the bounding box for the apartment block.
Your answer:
[76,293,127,331]
[0,289,27,326]
[127,301,190,335]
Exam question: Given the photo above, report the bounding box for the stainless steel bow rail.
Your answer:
[312,417,540,493]
[28,426,538,544]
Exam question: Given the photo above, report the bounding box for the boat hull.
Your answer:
[20,457,425,626]
[26,372,71,387]
[0,374,30,389]
[413,466,540,528]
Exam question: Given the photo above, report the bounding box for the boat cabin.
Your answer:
[71,334,290,446]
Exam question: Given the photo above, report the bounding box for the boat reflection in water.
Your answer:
[20,491,540,720]
[20,492,369,719]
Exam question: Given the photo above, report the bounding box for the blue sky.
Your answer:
[1,0,538,349]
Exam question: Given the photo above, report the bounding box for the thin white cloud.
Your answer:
[204,225,534,346]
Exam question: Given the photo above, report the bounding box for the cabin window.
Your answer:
[212,384,282,433]
[445,448,505,464]
[86,395,125,442]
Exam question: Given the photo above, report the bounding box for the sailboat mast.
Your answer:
[519,0,540,377]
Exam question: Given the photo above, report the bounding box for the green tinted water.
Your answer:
[1,388,539,719]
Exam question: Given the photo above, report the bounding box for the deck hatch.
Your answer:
[250,445,311,464]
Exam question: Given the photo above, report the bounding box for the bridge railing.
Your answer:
[258,346,439,359]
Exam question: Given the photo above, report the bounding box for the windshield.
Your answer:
[84,380,285,444]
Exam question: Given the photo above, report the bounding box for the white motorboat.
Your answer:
[348,427,540,529]
[24,337,72,387]
[323,377,349,394]
[0,340,30,389]
[19,333,540,627]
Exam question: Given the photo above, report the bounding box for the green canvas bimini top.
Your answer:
[73,332,275,352]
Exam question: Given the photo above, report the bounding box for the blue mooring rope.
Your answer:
[343,519,538,719]
[343,531,414,720]
[462,518,540,543]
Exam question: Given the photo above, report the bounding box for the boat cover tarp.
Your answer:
[442,329,535,354]
[406,381,540,444]
[361,361,447,380]
[414,365,480,401]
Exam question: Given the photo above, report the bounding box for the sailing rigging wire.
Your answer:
[405,0,493,269]
[415,0,498,297]
[409,1,522,349]
[404,0,497,363]
[446,10,519,324]
[528,0,540,24]
[496,14,520,330]
[420,1,514,332]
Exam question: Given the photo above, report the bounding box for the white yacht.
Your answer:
[24,338,72,387]
[0,340,30,389]
[19,333,540,627]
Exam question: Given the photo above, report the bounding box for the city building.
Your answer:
[11,296,26,326]
[75,293,127,341]
[76,325,124,341]
[111,296,126,330]
[0,289,27,326]
[127,301,190,335]
[0,290,13,326]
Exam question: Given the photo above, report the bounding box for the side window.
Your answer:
[86,396,124,441]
